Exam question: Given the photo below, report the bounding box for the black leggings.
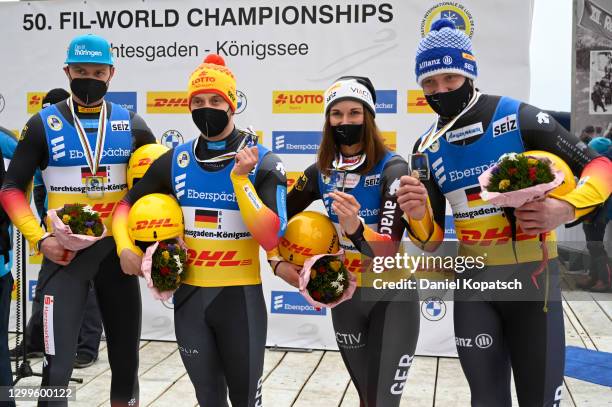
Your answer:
[454,260,564,407]
[173,284,267,407]
[38,238,141,407]
[331,286,420,407]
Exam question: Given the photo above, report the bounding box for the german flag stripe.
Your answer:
[465,186,482,201]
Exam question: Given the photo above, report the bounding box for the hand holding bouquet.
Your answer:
[478,152,564,208]
[48,204,107,250]
[299,250,356,308]
[141,238,188,301]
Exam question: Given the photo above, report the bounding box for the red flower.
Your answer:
[160,267,171,276]
[318,266,326,274]
[70,212,78,217]
[528,167,537,181]
[508,167,517,176]
[312,290,321,300]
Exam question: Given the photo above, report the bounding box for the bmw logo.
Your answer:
[421,296,446,321]
[160,130,184,149]
[236,90,247,114]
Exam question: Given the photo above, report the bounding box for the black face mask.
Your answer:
[331,124,363,146]
[425,78,474,118]
[70,78,108,105]
[192,107,230,138]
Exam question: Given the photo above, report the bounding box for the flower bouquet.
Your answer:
[299,250,356,309]
[48,203,107,251]
[478,152,564,208]
[478,152,566,299]
[141,238,188,301]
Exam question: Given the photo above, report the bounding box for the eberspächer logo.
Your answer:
[272,131,321,154]
[271,291,326,315]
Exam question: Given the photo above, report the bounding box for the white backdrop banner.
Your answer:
[0,0,533,357]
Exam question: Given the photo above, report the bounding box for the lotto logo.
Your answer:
[272,91,324,113]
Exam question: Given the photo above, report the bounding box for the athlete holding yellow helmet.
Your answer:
[112,54,287,406]
[397,19,612,406]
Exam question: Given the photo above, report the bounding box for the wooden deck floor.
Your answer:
[7,289,611,406]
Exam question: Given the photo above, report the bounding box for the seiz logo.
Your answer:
[187,249,252,267]
[272,91,324,113]
[492,114,517,137]
[110,120,130,132]
[459,226,541,245]
[133,218,178,230]
[146,92,189,114]
[364,174,381,187]
[91,202,117,219]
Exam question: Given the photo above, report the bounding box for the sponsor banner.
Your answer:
[375,90,397,113]
[286,171,301,191]
[380,131,397,151]
[27,92,46,114]
[272,91,324,113]
[270,291,326,315]
[106,91,138,112]
[272,131,321,154]
[444,215,457,240]
[407,90,434,113]
[147,91,189,113]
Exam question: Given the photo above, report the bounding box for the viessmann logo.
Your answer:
[147,91,189,114]
[272,91,324,113]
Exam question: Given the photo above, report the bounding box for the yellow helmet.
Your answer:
[127,144,170,189]
[523,150,576,196]
[279,211,339,266]
[128,193,184,242]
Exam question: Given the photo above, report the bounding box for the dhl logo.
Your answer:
[279,238,316,257]
[27,92,46,114]
[407,90,434,114]
[187,249,252,267]
[134,158,153,168]
[286,171,301,191]
[133,218,178,231]
[344,258,363,274]
[91,202,117,219]
[272,91,324,114]
[380,131,397,151]
[147,92,189,114]
[458,227,544,246]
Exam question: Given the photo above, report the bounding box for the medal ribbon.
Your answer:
[68,97,107,176]
[417,91,482,153]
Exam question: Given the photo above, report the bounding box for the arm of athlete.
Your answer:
[515,103,612,234]
[112,150,174,275]
[230,146,286,252]
[271,164,322,287]
[331,156,409,258]
[0,115,71,263]
[397,142,445,251]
